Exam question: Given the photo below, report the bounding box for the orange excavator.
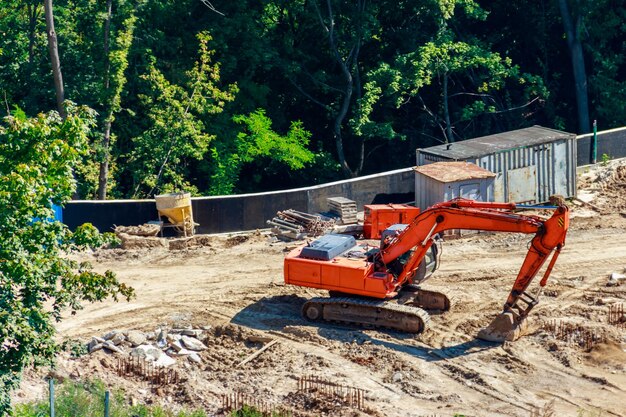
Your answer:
[284,198,569,342]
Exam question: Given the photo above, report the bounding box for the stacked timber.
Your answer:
[327,197,358,224]
[267,209,335,241]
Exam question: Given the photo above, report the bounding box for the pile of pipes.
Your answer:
[267,209,335,241]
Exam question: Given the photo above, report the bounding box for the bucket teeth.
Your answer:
[477,311,530,342]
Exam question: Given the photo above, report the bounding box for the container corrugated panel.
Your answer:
[416,127,577,204]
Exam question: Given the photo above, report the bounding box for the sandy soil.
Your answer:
[15,160,626,416]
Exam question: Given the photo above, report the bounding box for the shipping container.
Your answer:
[416,126,577,204]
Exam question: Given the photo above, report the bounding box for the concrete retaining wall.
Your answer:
[577,126,626,165]
[65,168,415,234]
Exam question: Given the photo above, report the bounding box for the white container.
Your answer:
[416,126,577,204]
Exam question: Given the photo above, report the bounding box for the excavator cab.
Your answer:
[382,239,440,286]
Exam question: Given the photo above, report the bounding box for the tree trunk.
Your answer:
[44,0,65,119]
[333,84,353,177]
[98,121,112,199]
[558,0,590,133]
[97,0,113,200]
[27,2,40,66]
[442,72,453,143]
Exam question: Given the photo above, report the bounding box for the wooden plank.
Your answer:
[238,340,279,367]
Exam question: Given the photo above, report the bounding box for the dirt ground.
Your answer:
[15,160,626,416]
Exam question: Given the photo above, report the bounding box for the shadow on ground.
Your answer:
[231,294,499,362]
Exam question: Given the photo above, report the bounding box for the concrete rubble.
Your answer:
[607,271,626,287]
[86,327,210,367]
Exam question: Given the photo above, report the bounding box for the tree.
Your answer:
[128,32,237,197]
[353,2,547,146]
[97,3,136,199]
[43,0,65,118]
[0,104,134,412]
[311,0,367,177]
[210,109,315,195]
[557,0,590,133]
[582,0,626,128]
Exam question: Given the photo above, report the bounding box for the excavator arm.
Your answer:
[377,198,569,340]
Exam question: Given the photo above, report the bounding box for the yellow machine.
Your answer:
[155,192,197,237]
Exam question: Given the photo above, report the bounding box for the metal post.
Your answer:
[49,378,55,417]
[104,390,110,417]
[592,119,598,164]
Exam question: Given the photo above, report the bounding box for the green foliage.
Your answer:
[71,223,120,250]
[230,405,291,417]
[363,22,547,143]
[13,379,208,417]
[210,109,314,195]
[59,339,88,358]
[128,31,237,197]
[601,153,611,166]
[2,0,626,194]
[103,14,137,120]
[0,105,134,413]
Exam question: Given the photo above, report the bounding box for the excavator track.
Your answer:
[302,297,430,334]
[398,284,456,312]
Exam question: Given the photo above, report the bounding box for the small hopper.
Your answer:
[155,192,197,236]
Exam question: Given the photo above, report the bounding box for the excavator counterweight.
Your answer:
[284,198,569,341]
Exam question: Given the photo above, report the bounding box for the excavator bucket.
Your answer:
[477,312,530,342]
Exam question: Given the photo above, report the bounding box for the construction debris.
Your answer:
[571,197,605,214]
[114,223,161,237]
[86,327,209,367]
[608,303,625,329]
[117,356,180,386]
[238,339,279,367]
[267,209,335,241]
[331,223,364,235]
[607,271,626,287]
[221,392,289,416]
[116,233,168,250]
[297,375,366,410]
[542,320,605,351]
[327,197,358,224]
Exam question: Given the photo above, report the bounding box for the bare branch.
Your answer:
[365,143,385,162]
[491,96,541,114]
[418,94,449,143]
[303,70,344,94]
[311,0,328,32]
[419,131,448,145]
[3,91,10,117]
[200,0,225,16]
[448,92,496,99]
[287,77,331,110]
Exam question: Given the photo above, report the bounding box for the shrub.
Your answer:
[13,379,208,417]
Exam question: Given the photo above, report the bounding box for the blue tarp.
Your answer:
[52,204,63,222]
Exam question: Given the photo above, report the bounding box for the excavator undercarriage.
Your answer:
[285,199,569,342]
[303,283,452,334]
[302,297,431,334]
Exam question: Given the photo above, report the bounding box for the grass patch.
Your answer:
[13,379,207,417]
